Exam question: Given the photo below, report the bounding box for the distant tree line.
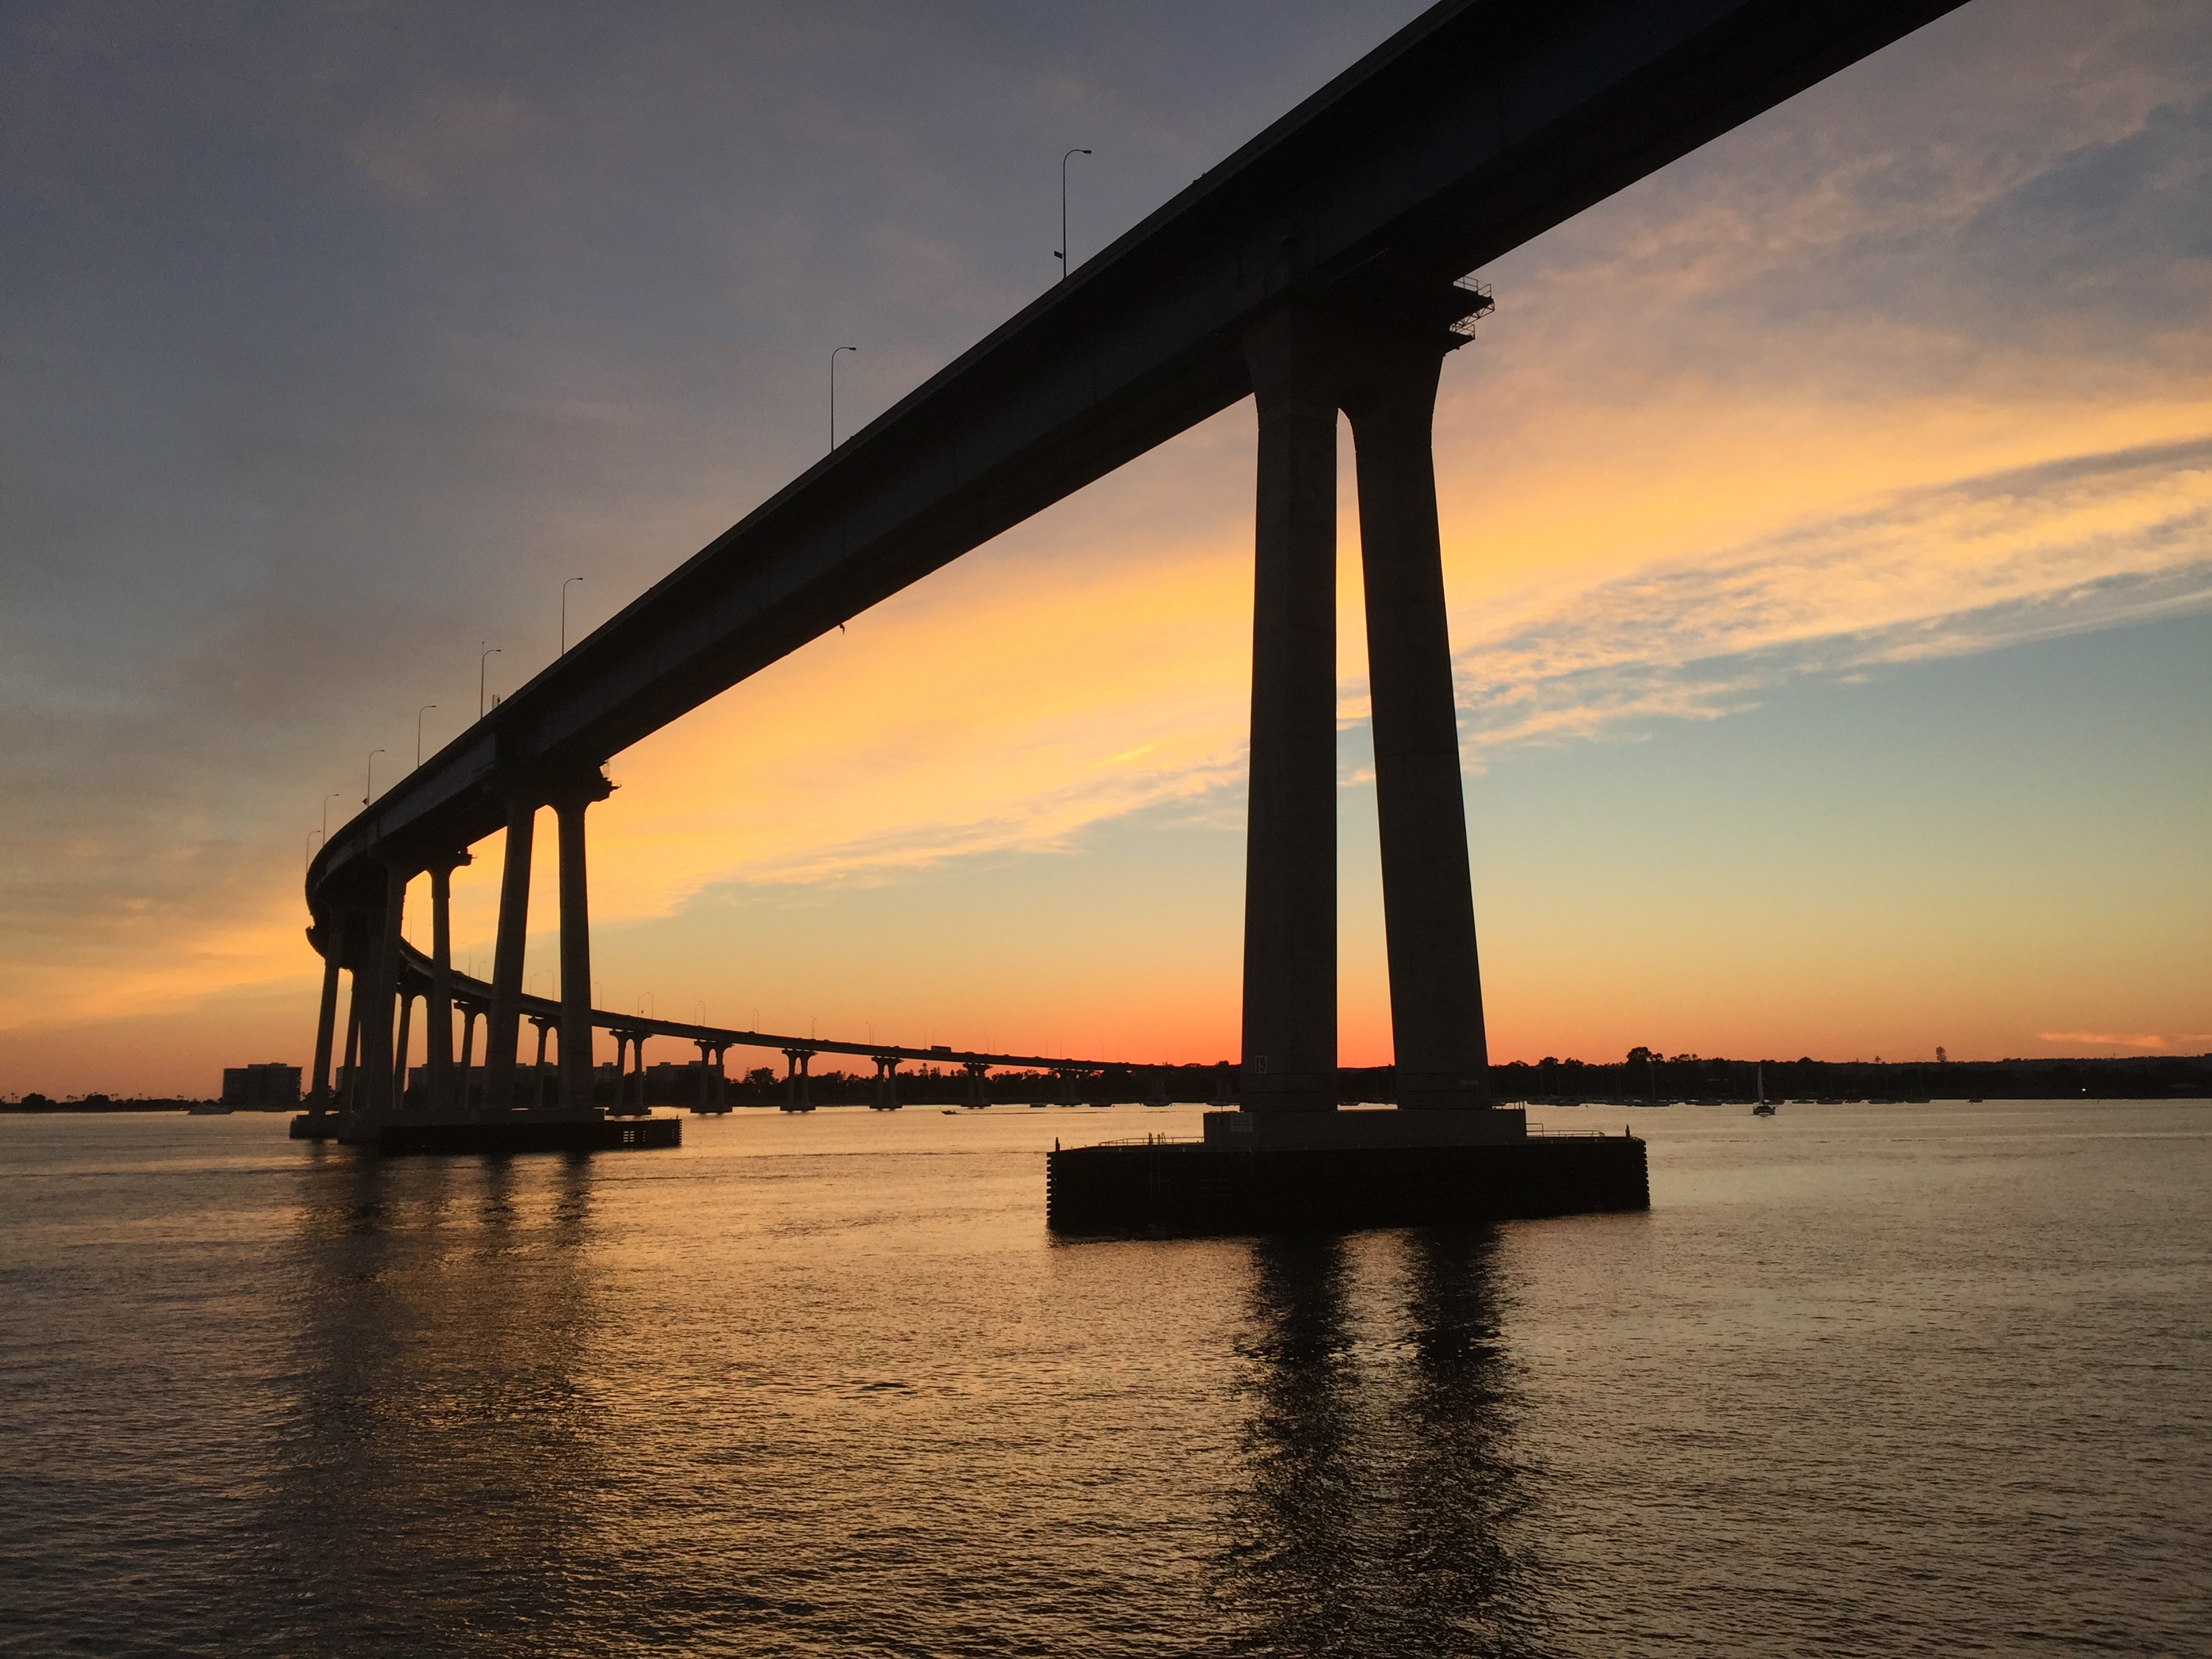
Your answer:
[7,1049,2205,1111]
[1488,1050,2210,1104]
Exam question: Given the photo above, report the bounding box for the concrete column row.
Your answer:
[314,768,613,1136]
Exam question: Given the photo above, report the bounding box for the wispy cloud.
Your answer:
[2037,1030,2175,1050]
[1447,438,2212,756]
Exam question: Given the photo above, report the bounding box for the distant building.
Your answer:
[222,1063,301,1109]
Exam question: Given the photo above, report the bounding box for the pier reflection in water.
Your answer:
[268,1147,611,1647]
[207,1127,1559,1655]
[1218,1231,1549,1658]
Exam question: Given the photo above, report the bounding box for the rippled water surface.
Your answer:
[3,1101,2207,1656]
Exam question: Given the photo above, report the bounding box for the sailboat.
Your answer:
[1752,1061,1777,1116]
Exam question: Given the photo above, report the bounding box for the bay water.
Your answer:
[3,1100,2206,1656]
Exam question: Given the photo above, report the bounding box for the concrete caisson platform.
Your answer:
[1046,1127,1647,1237]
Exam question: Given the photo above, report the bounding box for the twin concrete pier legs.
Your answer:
[782,1049,815,1111]
[1240,304,1490,1114]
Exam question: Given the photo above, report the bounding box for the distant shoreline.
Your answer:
[0,1099,281,1114]
[4,1051,2205,1113]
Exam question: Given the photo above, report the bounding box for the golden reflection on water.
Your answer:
[276,1149,608,1650]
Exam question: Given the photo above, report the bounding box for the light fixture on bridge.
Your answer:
[1056,148,1091,283]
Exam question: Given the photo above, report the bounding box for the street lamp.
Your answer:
[363,749,386,807]
[830,346,857,452]
[562,577,584,654]
[415,704,437,767]
[479,644,501,719]
[321,792,343,839]
[1056,148,1091,282]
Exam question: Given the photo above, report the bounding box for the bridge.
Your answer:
[300,0,1964,1149]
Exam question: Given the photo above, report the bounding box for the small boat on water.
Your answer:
[1752,1062,1776,1116]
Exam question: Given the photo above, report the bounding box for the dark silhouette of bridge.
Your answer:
[300,0,1964,1147]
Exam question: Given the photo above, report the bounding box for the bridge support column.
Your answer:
[872,1055,900,1110]
[529,1015,557,1109]
[426,852,470,1113]
[338,970,363,1112]
[1239,306,1340,1113]
[393,988,415,1112]
[552,774,613,1115]
[781,1048,815,1113]
[1345,337,1490,1108]
[354,861,409,1128]
[485,796,536,1113]
[713,1044,731,1110]
[455,1001,479,1105]
[307,921,344,1109]
[963,1060,991,1107]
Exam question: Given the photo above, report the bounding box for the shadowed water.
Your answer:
[3,1101,2207,1655]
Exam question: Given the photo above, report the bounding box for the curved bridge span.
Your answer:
[384,939,1223,1113]
[302,0,1963,1141]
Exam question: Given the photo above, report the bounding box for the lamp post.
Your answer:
[562,577,583,654]
[1056,148,1091,282]
[322,792,343,840]
[830,346,857,452]
[363,749,386,807]
[415,704,437,768]
[479,644,501,719]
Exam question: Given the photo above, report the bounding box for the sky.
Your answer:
[1,0,2207,1097]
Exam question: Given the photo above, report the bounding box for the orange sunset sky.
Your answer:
[2,1,2207,1097]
